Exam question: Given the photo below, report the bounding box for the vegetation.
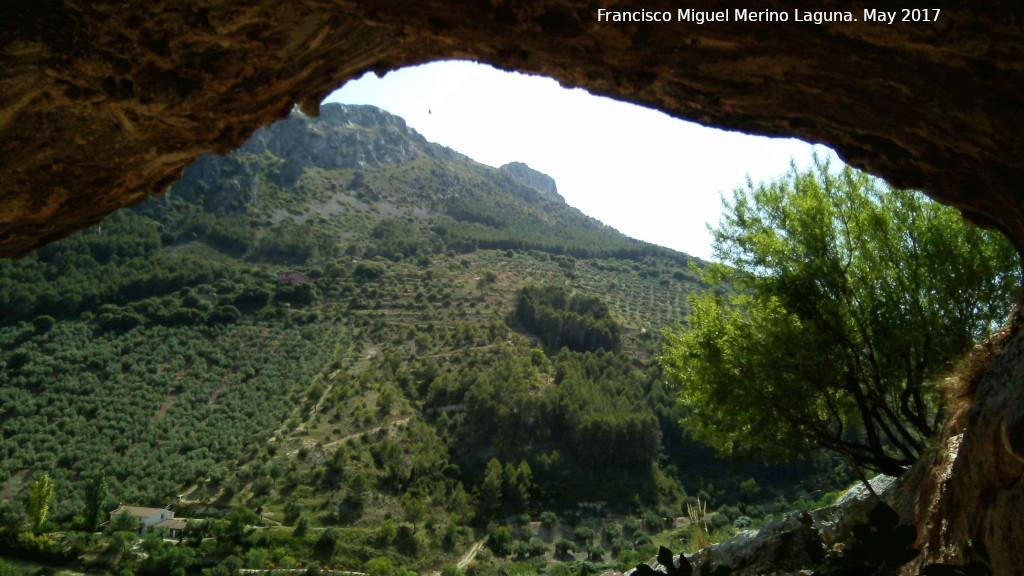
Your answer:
[512,285,621,353]
[2,105,996,575]
[661,159,1020,475]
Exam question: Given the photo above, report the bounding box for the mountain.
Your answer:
[150,103,686,263]
[498,162,563,202]
[0,104,840,576]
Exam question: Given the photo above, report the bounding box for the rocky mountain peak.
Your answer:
[237,103,437,173]
[499,162,563,202]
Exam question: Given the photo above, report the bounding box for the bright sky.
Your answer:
[324,60,835,261]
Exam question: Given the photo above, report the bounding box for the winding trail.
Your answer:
[456,540,485,570]
[322,415,413,450]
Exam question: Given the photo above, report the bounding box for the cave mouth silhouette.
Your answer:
[3,2,1024,571]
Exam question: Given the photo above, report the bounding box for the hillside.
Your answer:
[0,105,843,576]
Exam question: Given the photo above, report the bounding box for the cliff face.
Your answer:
[499,162,563,203]
[3,2,1024,572]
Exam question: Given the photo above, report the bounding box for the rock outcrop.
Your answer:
[3,2,1024,572]
[499,162,563,202]
[688,511,826,576]
[813,474,900,547]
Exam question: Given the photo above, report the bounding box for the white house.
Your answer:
[108,504,174,534]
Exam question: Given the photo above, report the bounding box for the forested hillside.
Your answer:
[0,105,844,576]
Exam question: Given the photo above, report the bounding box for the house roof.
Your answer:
[154,518,187,530]
[110,505,168,517]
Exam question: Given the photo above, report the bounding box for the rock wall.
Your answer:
[4,1,1024,258]
[4,1,1024,572]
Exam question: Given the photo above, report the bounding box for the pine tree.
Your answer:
[479,458,503,516]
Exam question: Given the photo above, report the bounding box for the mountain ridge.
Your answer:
[149,102,696,265]
[0,101,838,576]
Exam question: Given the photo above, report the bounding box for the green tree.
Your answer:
[109,511,139,534]
[479,458,503,516]
[661,159,1020,475]
[81,476,109,532]
[554,537,575,557]
[293,515,310,538]
[403,495,427,528]
[314,528,339,562]
[367,557,394,576]
[26,474,53,533]
[486,525,514,557]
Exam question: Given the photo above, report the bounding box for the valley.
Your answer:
[0,104,849,576]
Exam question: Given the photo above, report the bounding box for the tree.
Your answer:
[314,528,339,562]
[81,476,109,532]
[503,461,532,513]
[661,159,1020,476]
[109,511,139,534]
[293,516,310,538]
[479,459,503,516]
[486,525,514,557]
[554,537,575,557]
[26,474,53,533]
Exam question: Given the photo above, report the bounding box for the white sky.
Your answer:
[324,60,835,261]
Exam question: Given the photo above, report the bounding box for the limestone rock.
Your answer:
[812,474,900,546]
[499,162,563,202]
[687,511,826,576]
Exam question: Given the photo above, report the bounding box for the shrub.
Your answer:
[622,517,641,538]
[527,538,547,558]
[540,511,558,529]
[487,526,514,557]
[573,527,595,544]
[601,523,620,542]
[642,510,662,533]
[293,516,309,538]
[31,315,55,333]
[367,557,394,576]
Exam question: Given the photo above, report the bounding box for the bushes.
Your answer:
[0,528,73,564]
[573,526,595,544]
[540,511,558,530]
[487,526,514,557]
[512,285,621,353]
[642,510,663,533]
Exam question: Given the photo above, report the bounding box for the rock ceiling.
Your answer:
[2,1,1024,258]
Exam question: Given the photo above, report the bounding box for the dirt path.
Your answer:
[151,393,178,425]
[426,539,485,576]
[309,383,334,419]
[1,468,30,499]
[322,415,413,450]
[457,540,486,570]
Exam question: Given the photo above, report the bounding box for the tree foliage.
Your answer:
[513,284,621,353]
[661,159,1020,475]
[27,474,53,533]
[81,476,108,532]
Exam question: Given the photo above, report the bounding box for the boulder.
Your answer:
[687,510,826,576]
[812,474,900,547]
